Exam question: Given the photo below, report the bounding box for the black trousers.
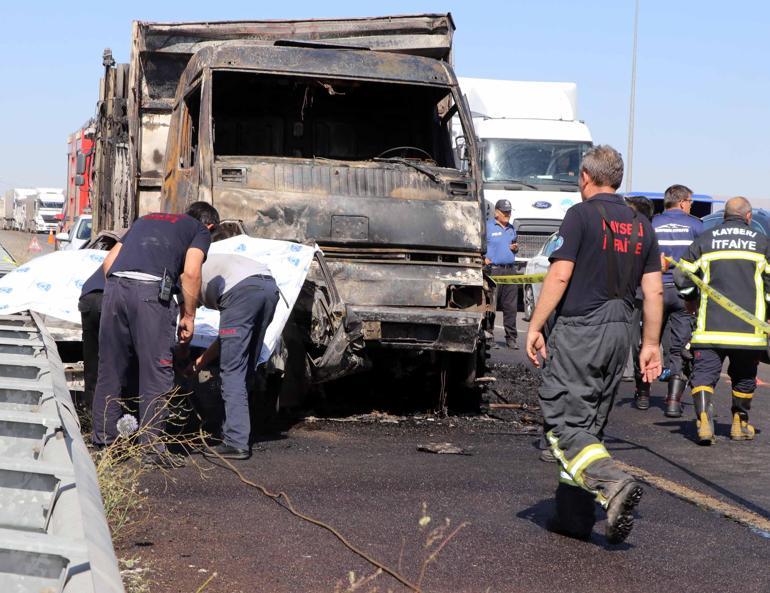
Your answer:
[690,348,760,395]
[491,265,518,340]
[216,276,279,449]
[78,291,103,409]
[92,277,178,446]
[662,285,694,377]
[691,348,760,420]
[539,300,631,459]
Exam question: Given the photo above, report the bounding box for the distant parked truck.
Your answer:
[8,188,37,231]
[63,122,95,232]
[456,78,593,269]
[0,190,13,230]
[26,188,65,233]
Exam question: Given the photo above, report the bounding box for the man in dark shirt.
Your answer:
[92,202,219,464]
[485,199,519,348]
[526,145,664,543]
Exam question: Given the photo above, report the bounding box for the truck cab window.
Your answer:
[211,71,458,168]
[180,86,201,169]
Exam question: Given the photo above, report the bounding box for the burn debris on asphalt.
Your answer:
[417,442,472,455]
[485,363,543,428]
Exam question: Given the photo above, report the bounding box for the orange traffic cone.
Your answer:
[28,235,42,252]
[47,230,54,244]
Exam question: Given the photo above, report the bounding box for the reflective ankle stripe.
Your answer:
[558,469,579,487]
[568,443,611,485]
[732,390,753,399]
[546,431,569,467]
[692,385,714,396]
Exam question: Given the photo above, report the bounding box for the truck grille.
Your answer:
[516,232,552,259]
[41,215,58,223]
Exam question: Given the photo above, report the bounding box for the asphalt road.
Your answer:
[4,230,767,590]
[120,322,770,593]
[0,228,55,264]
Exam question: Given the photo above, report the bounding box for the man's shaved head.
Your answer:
[725,196,752,219]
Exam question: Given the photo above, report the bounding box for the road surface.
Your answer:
[118,323,770,593]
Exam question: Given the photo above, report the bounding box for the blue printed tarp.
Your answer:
[0,237,316,363]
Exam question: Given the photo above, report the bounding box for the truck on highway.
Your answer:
[89,15,492,407]
[63,122,95,232]
[456,78,593,269]
[8,188,37,231]
[1,189,15,230]
[25,188,65,233]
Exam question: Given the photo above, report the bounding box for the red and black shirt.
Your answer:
[550,193,660,317]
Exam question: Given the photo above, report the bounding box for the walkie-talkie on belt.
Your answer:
[158,268,173,303]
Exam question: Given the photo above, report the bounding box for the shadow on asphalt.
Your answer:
[604,433,769,520]
[515,499,634,551]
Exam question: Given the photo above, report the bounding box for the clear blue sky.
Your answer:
[1,0,768,198]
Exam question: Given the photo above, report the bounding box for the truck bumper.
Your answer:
[350,305,483,354]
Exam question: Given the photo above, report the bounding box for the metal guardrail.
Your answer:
[0,311,124,593]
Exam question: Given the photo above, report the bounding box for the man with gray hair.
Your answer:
[675,196,770,445]
[526,145,663,543]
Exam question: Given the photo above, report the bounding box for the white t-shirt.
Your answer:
[200,253,271,310]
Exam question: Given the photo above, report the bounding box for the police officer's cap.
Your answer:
[495,199,512,213]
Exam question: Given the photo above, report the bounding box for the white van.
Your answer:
[56,214,93,250]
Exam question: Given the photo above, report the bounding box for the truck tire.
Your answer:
[523,285,535,322]
[447,322,492,413]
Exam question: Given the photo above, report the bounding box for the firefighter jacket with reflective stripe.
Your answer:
[675,216,770,349]
[652,209,703,284]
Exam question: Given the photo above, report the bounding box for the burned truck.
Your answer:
[91,15,492,406]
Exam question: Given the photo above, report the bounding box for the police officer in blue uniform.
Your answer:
[650,185,703,416]
[485,199,519,348]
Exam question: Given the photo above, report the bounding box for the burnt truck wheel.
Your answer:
[447,327,491,413]
[523,285,535,322]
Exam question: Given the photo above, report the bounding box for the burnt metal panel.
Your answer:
[135,14,455,61]
[323,261,481,308]
[351,305,481,353]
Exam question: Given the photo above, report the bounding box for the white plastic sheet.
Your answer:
[192,236,316,362]
[0,249,107,322]
[0,236,316,362]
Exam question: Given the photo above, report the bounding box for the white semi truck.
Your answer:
[7,188,37,231]
[27,188,65,232]
[457,78,593,268]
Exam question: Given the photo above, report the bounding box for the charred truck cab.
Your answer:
[94,16,491,402]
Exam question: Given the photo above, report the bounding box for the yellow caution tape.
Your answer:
[665,256,770,334]
[489,273,547,285]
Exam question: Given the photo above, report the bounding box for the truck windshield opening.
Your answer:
[483,139,592,186]
[211,71,458,168]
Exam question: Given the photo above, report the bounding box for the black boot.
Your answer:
[581,457,643,544]
[693,389,716,445]
[634,381,650,410]
[548,483,596,540]
[665,376,686,418]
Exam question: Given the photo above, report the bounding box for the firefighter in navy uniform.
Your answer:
[526,145,663,543]
[674,196,770,445]
[93,202,219,466]
[649,184,703,415]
